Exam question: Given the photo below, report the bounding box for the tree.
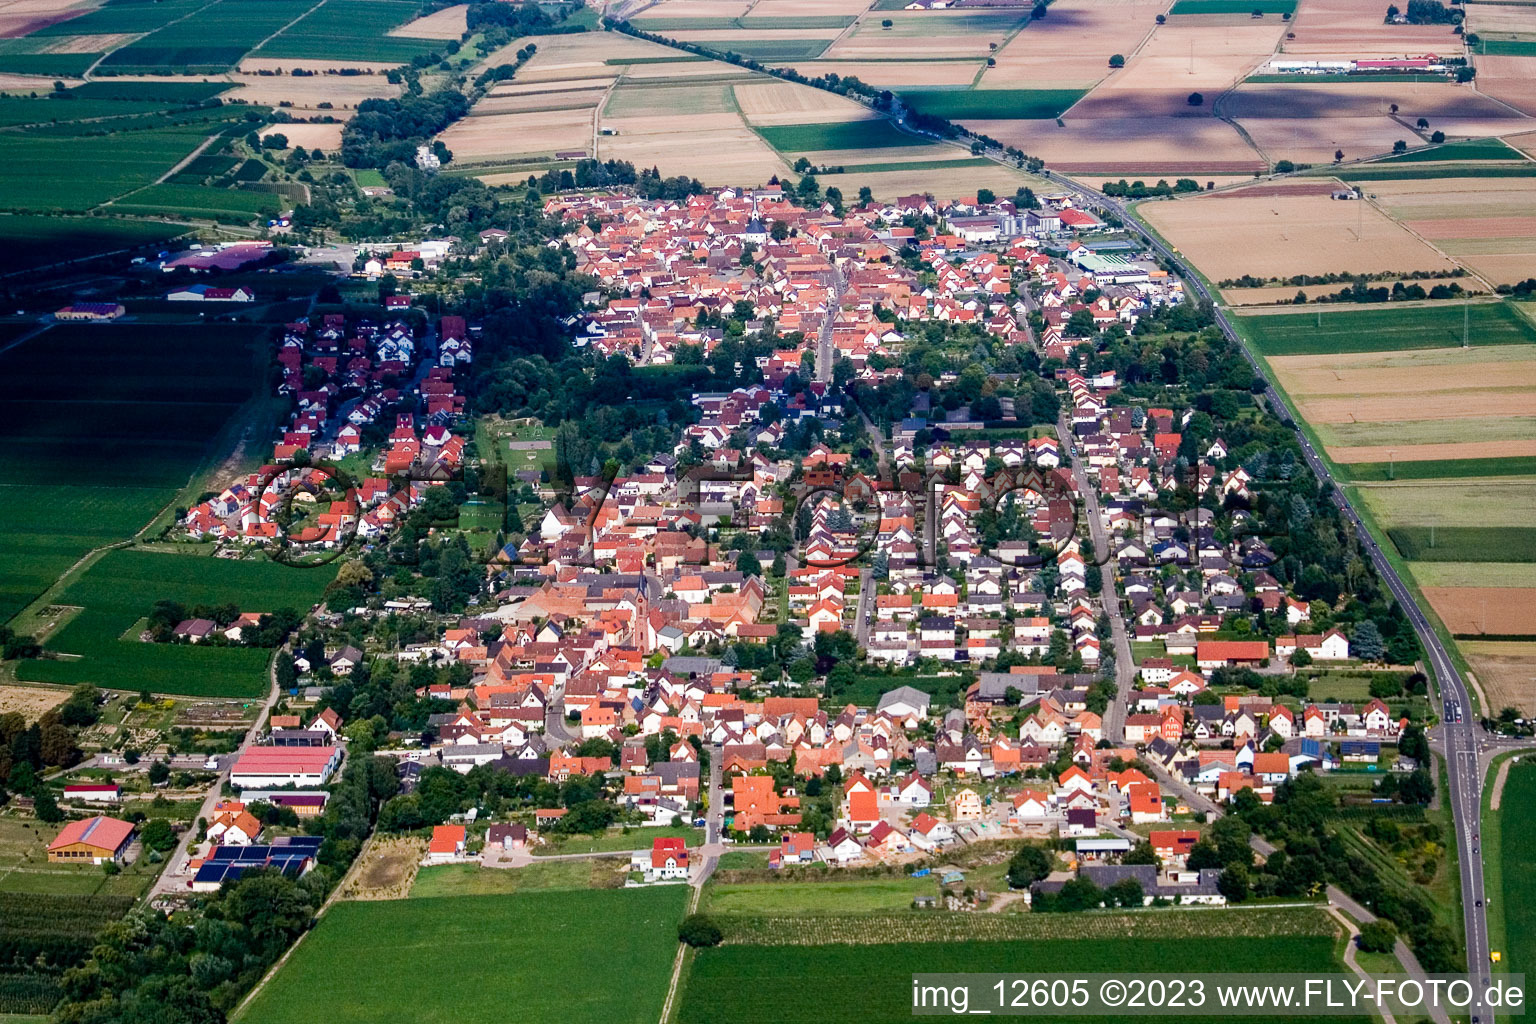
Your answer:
[770,220,789,242]
[881,17,893,26]
[1187,92,1204,107]
[976,188,995,204]
[1415,116,1429,129]
[1109,53,1126,68]
[1123,840,1158,865]
[1392,139,1408,154]
[1218,863,1251,902]
[148,760,171,785]
[678,914,723,947]
[736,550,762,577]
[1334,149,1345,163]
[1430,130,1445,143]
[141,818,177,852]
[1351,620,1386,661]
[1006,843,1053,888]
[1290,648,1312,667]
[1358,919,1397,953]
[34,789,62,823]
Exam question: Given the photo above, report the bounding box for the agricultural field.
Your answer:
[679,908,1346,1024]
[410,858,629,897]
[0,214,189,275]
[253,0,442,63]
[237,887,688,1024]
[98,0,315,72]
[0,322,265,625]
[1284,0,1462,56]
[703,876,936,914]
[1488,757,1536,977]
[1464,641,1536,713]
[0,126,212,211]
[18,548,331,695]
[1231,300,1536,356]
[1140,182,1463,287]
[976,0,1166,92]
[1364,175,1536,287]
[108,182,281,222]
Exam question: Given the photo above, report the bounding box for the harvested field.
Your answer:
[262,122,344,150]
[1301,388,1536,424]
[1225,81,1522,121]
[1220,275,1469,304]
[601,112,790,184]
[751,0,874,13]
[503,30,680,81]
[1413,562,1536,589]
[389,3,466,38]
[1423,587,1536,636]
[827,10,1023,59]
[978,0,1165,90]
[1477,55,1536,116]
[964,115,1261,172]
[1140,188,1457,280]
[1468,2,1536,35]
[0,0,92,38]
[1285,0,1462,55]
[771,59,983,88]
[1318,415,1536,450]
[8,30,131,52]
[1237,114,1417,165]
[603,79,736,117]
[733,79,873,124]
[232,66,400,112]
[1357,478,1536,528]
[1412,216,1536,240]
[1070,21,1285,117]
[474,87,608,114]
[671,26,848,40]
[1331,439,1536,463]
[441,105,595,160]
[0,684,66,720]
[1268,345,1536,396]
[1463,640,1536,712]
[1366,175,1536,283]
[628,0,753,16]
[814,161,1044,199]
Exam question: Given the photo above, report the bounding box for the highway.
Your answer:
[1033,173,1496,998]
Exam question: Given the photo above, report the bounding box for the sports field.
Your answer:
[238,887,689,1024]
[0,322,262,625]
[1233,302,1536,356]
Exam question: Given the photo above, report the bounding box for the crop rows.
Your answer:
[0,970,63,1015]
[716,906,1337,945]
[0,893,135,967]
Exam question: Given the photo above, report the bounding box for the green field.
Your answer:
[99,0,314,71]
[1333,164,1536,181]
[1233,302,1536,355]
[0,127,211,212]
[410,859,626,897]
[19,549,332,694]
[707,38,834,59]
[899,88,1086,120]
[110,183,279,222]
[0,216,189,275]
[0,323,263,624]
[1378,138,1526,162]
[704,877,935,914]
[1339,456,1536,481]
[632,14,856,28]
[254,0,441,62]
[680,912,1345,1024]
[238,887,688,1024]
[757,118,930,152]
[1475,38,1536,55]
[1385,526,1536,562]
[1490,758,1535,981]
[1170,0,1296,10]
[32,0,209,36]
[68,81,234,102]
[535,824,702,856]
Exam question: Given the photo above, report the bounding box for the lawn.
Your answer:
[238,887,689,1024]
[756,119,926,153]
[1232,302,1536,355]
[703,876,937,914]
[18,548,331,695]
[254,0,440,62]
[410,859,625,897]
[1378,138,1526,163]
[899,88,1086,120]
[1338,456,1536,482]
[679,912,1345,1024]
[535,824,702,856]
[0,216,189,275]
[1169,0,1296,10]
[0,127,211,212]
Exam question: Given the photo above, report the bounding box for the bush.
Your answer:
[678,914,723,947]
[1358,919,1397,953]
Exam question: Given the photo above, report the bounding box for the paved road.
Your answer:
[852,566,874,648]
[1025,170,1495,996]
[814,266,845,383]
[1057,413,1135,743]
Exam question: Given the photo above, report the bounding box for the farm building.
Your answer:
[47,815,135,864]
[230,745,342,788]
[54,302,124,321]
[167,284,255,302]
[63,783,120,803]
[190,836,321,891]
[237,790,329,817]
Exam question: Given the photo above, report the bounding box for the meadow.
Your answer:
[0,322,261,624]
[1492,758,1535,979]
[703,876,935,914]
[1339,456,1536,481]
[1385,526,1536,562]
[408,859,628,897]
[680,911,1345,1024]
[19,549,331,695]
[1233,302,1536,355]
[254,0,441,62]
[238,887,688,1024]
[898,87,1086,120]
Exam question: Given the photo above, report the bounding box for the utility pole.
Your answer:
[1388,448,1395,480]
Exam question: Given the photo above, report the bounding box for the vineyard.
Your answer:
[0,892,137,965]
[0,968,63,1016]
[715,906,1339,946]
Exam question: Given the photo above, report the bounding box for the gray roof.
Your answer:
[877,685,931,712]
